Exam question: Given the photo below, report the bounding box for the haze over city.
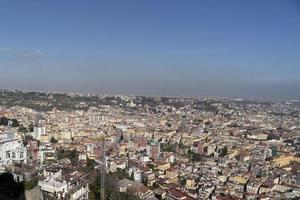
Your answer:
[1,0,300,98]
[2,1,300,200]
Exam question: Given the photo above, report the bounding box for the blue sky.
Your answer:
[0,0,300,98]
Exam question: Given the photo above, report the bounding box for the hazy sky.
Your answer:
[0,0,300,99]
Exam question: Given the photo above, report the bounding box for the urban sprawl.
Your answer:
[0,90,300,200]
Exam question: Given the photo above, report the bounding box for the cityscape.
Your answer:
[1,1,300,200]
[0,90,299,199]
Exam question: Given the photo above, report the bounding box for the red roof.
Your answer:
[167,188,196,200]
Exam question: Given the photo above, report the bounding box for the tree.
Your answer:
[0,117,9,126]
[89,174,139,200]
[219,146,228,157]
[147,163,155,170]
[50,136,58,144]
[187,149,203,162]
[0,117,20,127]
[57,149,79,165]
[23,135,34,146]
[11,119,20,127]
[115,168,130,180]
[23,177,38,190]
[86,157,96,171]
[18,126,28,133]
[179,178,186,186]
[28,123,34,132]
[161,142,176,152]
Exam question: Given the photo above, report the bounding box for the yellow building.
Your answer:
[272,155,300,167]
[157,162,171,171]
[40,134,49,143]
[119,145,127,156]
[186,177,197,190]
[165,168,178,183]
[229,175,248,185]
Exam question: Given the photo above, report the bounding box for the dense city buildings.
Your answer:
[0,90,300,199]
[1,0,300,199]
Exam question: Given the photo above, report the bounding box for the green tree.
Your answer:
[57,149,79,165]
[187,149,203,162]
[28,123,34,132]
[86,157,96,172]
[11,119,20,127]
[23,177,39,190]
[18,126,28,133]
[50,136,58,144]
[0,117,9,126]
[219,146,228,157]
[89,174,139,200]
[0,117,20,127]
[115,168,129,179]
[179,178,186,186]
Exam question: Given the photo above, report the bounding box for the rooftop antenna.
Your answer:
[101,130,106,200]
[95,125,108,200]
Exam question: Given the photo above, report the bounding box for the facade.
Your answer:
[0,132,27,166]
[39,168,89,200]
[147,142,161,160]
[117,179,154,199]
[167,188,196,200]
[39,178,68,199]
[33,125,46,140]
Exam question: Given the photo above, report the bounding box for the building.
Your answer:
[39,168,89,199]
[117,179,154,199]
[0,132,27,166]
[166,188,196,200]
[147,142,161,160]
[33,124,46,140]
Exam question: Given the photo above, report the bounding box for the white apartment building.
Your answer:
[33,125,46,140]
[0,132,27,166]
[39,168,89,199]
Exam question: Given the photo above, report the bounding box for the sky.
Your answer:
[0,0,300,99]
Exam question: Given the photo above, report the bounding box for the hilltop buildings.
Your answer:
[0,92,300,199]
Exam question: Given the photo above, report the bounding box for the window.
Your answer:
[6,152,10,158]
[12,152,16,158]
